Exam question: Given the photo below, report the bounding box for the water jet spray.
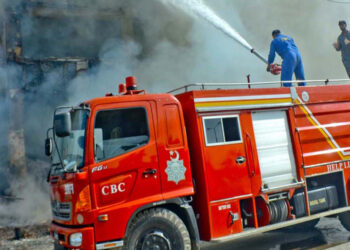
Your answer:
[162,0,281,74]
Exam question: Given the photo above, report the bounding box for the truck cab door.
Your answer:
[90,101,161,242]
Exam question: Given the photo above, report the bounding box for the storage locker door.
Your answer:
[252,111,297,190]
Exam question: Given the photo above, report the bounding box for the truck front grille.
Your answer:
[51,200,72,221]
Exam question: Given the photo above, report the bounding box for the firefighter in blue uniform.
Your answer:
[267,30,306,87]
[333,20,350,78]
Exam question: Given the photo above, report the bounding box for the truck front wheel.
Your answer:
[124,208,191,250]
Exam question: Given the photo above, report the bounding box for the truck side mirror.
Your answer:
[54,112,71,137]
[45,137,53,156]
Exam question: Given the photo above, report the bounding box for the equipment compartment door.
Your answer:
[252,110,297,190]
[202,114,252,201]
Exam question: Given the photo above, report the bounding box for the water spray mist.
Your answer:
[162,0,269,65]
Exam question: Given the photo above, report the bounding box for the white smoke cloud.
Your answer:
[0,175,50,226]
[230,0,350,80]
[66,0,271,98]
[2,0,350,227]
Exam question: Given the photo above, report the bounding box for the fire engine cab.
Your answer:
[46,76,350,250]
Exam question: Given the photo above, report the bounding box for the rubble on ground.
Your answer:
[0,224,52,250]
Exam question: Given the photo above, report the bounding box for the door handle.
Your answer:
[143,169,157,175]
[245,133,256,176]
[236,156,246,164]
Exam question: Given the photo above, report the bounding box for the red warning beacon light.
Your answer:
[126,76,138,91]
[124,76,145,95]
[118,83,126,95]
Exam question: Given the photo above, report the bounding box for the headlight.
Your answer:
[70,233,82,247]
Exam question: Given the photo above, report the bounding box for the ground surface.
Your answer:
[0,224,52,250]
[1,218,350,249]
[202,217,350,250]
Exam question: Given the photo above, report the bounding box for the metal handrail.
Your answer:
[261,180,305,193]
[167,78,350,94]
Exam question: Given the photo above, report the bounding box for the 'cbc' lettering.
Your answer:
[102,183,126,196]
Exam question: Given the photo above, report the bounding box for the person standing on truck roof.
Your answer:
[267,30,306,87]
[333,20,350,78]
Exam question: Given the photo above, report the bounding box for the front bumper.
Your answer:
[51,222,95,250]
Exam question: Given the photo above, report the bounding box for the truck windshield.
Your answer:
[52,109,89,172]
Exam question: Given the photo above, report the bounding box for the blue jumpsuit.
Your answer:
[268,34,306,87]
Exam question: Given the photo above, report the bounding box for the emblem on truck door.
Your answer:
[165,150,186,184]
[302,91,309,102]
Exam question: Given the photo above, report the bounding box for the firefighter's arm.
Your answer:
[334,37,342,51]
[333,42,340,50]
[267,42,276,69]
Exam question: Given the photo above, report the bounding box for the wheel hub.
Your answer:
[142,231,171,250]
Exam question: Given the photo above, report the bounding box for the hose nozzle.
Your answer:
[250,48,268,65]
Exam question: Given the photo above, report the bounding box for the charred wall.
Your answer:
[0,0,193,198]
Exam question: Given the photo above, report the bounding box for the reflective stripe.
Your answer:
[194,94,293,112]
[296,97,350,158]
[194,94,291,103]
[196,101,292,112]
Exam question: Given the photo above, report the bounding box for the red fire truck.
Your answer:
[46,76,350,250]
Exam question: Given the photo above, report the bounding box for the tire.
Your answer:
[339,211,350,231]
[124,208,191,250]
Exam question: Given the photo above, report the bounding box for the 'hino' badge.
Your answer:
[165,150,186,184]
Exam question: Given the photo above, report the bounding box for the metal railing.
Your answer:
[167,78,350,94]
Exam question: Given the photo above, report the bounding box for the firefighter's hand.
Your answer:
[333,42,339,49]
[266,64,271,72]
[270,64,282,75]
[345,38,350,45]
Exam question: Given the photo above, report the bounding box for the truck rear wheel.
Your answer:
[339,211,350,231]
[124,208,191,250]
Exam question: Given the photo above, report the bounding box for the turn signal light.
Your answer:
[98,214,109,222]
[75,185,91,213]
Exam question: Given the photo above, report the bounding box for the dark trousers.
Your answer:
[343,60,350,78]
